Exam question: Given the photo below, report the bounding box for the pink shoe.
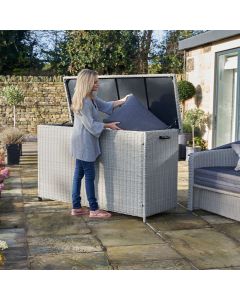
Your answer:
[89,209,112,219]
[71,208,89,216]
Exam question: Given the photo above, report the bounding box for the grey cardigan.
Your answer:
[71,97,114,162]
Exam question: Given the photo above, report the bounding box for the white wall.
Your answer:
[185,36,240,148]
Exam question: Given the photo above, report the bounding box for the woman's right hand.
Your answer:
[104,122,121,130]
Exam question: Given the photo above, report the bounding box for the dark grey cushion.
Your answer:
[194,167,240,193]
[212,140,240,150]
[103,95,168,131]
[231,144,240,171]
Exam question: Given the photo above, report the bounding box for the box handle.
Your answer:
[159,135,170,140]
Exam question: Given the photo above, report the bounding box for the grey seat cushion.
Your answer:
[194,166,240,194]
[212,140,240,150]
[232,144,240,171]
[103,95,168,131]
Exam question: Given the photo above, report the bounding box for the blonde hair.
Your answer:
[71,69,98,113]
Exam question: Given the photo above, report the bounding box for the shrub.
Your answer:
[1,85,24,106]
[183,108,209,148]
[0,127,25,145]
[177,80,196,102]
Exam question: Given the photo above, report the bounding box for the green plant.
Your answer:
[177,80,196,102]
[1,85,24,127]
[187,137,208,150]
[0,127,25,145]
[182,121,192,134]
[184,108,209,148]
[0,240,8,266]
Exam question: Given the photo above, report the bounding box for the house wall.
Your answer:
[185,35,240,148]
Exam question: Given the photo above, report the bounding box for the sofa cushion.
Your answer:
[103,95,168,131]
[194,166,240,194]
[212,140,240,150]
[232,144,240,171]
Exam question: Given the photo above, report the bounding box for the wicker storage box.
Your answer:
[38,75,181,221]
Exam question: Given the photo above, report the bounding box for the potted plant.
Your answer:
[1,85,25,128]
[0,240,8,266]
[178,121,192,160]
[177,80,196,118]
[177,80,196,160]
[184,108,209,160]
[0,127,25,165]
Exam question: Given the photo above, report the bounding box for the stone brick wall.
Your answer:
[0,74,185,136]
[0,76,70,135]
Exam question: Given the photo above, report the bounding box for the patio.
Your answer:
[0,142,240,270]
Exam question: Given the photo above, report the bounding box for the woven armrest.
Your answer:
[188,149,238,210]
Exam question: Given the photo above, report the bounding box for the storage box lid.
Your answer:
[63,74,182,131]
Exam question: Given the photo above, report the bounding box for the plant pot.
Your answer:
[6,144,21,165]
[186,146,202,161]
[178,133,192,160]
[19,143,22,156]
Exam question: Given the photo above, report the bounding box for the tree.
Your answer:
[1,85,24,127]
[56,30,143,75]
[30,30,66,75]
[137,30,153,73]
[154,30,205,74]
[0,30,41,75]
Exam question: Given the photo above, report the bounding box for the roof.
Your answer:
[178,30,240,50]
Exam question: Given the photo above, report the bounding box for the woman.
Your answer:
[71,69,128,218]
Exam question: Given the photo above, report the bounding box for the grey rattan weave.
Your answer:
[38,125,178,222]
[188,148,240,221]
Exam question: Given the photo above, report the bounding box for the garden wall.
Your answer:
[0,76,69,135]
[0,74,184,136]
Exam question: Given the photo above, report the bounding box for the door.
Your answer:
[214,49,240,147]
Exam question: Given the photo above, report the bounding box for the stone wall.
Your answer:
[0,76,69,135]
[0,74,185,136]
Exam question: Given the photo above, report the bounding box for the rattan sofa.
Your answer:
[188,148,240,221]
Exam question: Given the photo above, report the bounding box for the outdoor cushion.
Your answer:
[103,95,168,131]
[231,144,240,171]
[194,166,240,194]
[212,140,240,150]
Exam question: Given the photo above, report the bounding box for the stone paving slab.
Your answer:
[22,195,40,202]
[107,243,181,265]
[0,228,26,248]
[20,169,38,176]
[192,209,216,216]
[0,260,29,270]
[21,176,38,183]
[147,212,210,232]
[0,198,24,213]
[88,219,165,247]
[20,173,38,179]
[29,252,112,270]
[26,212,90,236]
[21,181,38,189]
[24,200,71,214]
[28,234,103,255]
[163,228,240,269]
[0,213,25,229]
[2,188,22,198]
[166,204,188,214]
[2,143,240,270]
[200,214,236,225]
[22,187,38,196]
[114,259,196,270]
[213,223,240,243]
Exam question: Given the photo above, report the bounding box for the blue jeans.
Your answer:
[72,159,99,211]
